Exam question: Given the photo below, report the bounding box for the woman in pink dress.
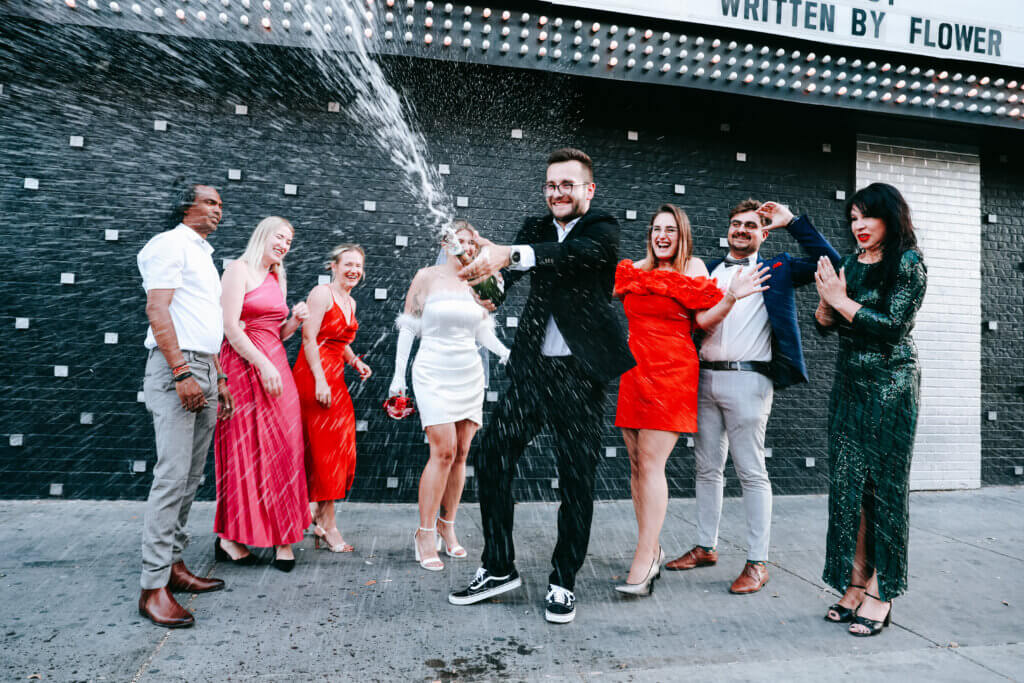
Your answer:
[214,216,311,572]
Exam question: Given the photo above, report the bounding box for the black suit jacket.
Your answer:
[502,208,635,386]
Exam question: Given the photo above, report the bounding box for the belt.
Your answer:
[700,360,772,375]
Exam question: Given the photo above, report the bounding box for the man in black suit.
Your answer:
[448,148,635,623]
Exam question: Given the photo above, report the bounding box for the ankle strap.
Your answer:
[437,516,455,525]
[849,584,866,590]
[418,526,436,532]
[864,592,889,602]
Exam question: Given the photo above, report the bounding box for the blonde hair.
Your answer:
[639,204,693,273]
[328,243,366,285]
[451,219,480,253]
[239,216,294,296]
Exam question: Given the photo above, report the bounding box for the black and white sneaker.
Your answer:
[544,584,576,623]
[448,567,522,605]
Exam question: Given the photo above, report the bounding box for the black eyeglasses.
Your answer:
[543,181,589,196]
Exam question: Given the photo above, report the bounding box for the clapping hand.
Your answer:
[815,256,847,306]
[728,263,772,300]
[756,201,795,231]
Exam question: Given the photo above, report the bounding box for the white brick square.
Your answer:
[858,136,981,491]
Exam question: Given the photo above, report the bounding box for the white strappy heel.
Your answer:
[437,516,468,558]
[414,527,444,571]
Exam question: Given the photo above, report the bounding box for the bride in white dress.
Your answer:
[389,221,510,571]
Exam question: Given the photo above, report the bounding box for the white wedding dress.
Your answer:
[398,291,510,428]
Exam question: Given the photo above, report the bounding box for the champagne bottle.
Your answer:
[443,225,506,306]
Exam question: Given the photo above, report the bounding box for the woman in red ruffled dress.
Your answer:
[613,204,770,596]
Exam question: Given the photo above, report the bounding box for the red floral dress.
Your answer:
[614,260,723,433]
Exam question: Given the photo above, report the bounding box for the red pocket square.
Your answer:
[772,262,781,269]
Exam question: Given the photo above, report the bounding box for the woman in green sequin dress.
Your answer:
[813,183,927,637]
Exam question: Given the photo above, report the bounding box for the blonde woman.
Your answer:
[214,217,311,572]
[388,221,510,571]
[293,244,372,553]
[613,204,768,595]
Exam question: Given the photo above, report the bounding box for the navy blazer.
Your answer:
[705,216,840,390]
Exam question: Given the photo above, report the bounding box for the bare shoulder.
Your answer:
[307,283,333,305]
[222,259,249,283]
[685,257,709,277]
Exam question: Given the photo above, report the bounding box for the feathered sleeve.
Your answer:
[615,260,723,310]
[395,312,422,337]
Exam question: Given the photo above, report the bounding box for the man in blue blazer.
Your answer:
[665,199,840,594]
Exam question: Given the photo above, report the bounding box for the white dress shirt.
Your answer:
[138,223,224,354]
[507,216,581,357]
[699,254,772,363]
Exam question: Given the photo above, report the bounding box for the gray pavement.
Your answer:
[1,487,1021,682]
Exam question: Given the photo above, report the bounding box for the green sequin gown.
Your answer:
[819,249,927,601]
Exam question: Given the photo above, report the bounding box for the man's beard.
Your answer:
[550,198,584,222]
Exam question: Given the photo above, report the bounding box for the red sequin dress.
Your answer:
[614,260,724,433]
[215,273,310,546]
[292,299,359,502]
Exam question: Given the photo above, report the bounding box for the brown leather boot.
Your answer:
[665,546,718,571]
[168,561,225,593]
[729,562,769,594]
[139,587,195,628]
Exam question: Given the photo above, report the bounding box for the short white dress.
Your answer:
[406,292,509,428]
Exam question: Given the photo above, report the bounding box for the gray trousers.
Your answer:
[693,369,774,562]
[140,349,219,590]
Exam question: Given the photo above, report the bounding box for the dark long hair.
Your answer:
[167,182,201,229]
[845,183,919,293]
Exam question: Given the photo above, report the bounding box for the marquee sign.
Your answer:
[545,0,1024,68]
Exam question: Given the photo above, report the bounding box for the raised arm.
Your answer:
[529,217,619,278]
[784,216,842,286]
[695,262,772,330]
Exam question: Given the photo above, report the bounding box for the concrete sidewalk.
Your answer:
[1,487,1021,682]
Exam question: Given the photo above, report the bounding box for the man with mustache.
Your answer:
[136,183,234,627]
[664,199,840,594]
[449,148,635,623]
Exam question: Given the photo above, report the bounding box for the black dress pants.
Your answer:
[477,356,606,591]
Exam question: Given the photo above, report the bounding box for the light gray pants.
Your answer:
[140,349,219,590]
[693,369,774,562]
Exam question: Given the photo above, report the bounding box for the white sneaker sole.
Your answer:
[545,607,576,623]
[448,575,522,605]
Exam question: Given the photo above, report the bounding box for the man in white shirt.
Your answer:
[665,199,839,594]
[136,184,234,628]
[447,148,635,624]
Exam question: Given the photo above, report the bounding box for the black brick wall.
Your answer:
[1,19,1019,501]
[980,142,1024,486]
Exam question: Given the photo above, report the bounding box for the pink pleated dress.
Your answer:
[214,273,311,546]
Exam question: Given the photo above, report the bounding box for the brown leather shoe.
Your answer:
[168,561,225,593]
[729,562,769,594]
[138,587,195,628]
[665,546,718,571]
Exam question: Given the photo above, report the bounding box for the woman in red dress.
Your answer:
[614,204,770,595]
[215,217,312,572]
[293,244,372,553]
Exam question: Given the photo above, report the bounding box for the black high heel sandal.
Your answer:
[849,592,892,637]
[824,584,865,623]
[272,548,296,573]
[214,538,259,566]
